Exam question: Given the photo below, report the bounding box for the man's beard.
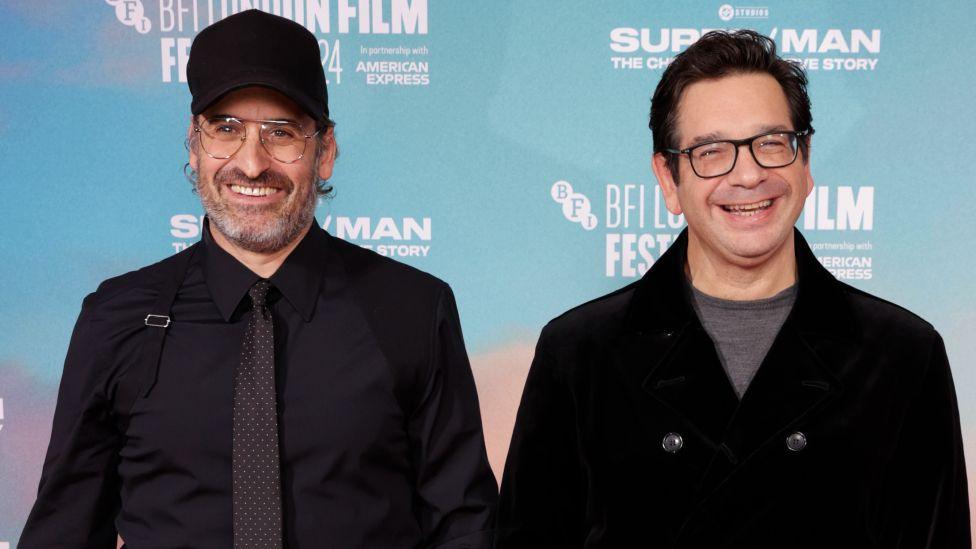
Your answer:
[197,166,318,254]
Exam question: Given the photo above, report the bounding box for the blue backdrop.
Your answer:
[1,1,974,544]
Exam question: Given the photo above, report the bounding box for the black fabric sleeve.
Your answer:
[495,328,585,549]
[408,284,498,549]
[19,293,122,549]
[877,332,971,548]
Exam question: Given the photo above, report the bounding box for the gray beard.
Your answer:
[198,168,318,254]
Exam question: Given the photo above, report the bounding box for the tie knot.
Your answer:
[248,280,272,308]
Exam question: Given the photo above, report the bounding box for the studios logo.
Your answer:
[718,4,770,22]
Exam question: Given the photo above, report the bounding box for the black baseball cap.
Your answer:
[187,9,329,125]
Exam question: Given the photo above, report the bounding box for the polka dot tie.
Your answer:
[232,280,283,548]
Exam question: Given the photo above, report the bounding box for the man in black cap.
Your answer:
[21,9,497,548]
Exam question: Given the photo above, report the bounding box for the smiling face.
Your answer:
[189,87,335,254]
[653,72,813,271]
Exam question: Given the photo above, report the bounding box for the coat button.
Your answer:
[786,431,808,452]
[662,432,684,453]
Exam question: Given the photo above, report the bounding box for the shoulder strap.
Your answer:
[114,244,198,430]
[139,244,197,396]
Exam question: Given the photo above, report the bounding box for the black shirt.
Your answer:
[21,220,497,548]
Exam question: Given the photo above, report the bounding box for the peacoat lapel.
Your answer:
[610,230,739,458]
[714,229,853,470]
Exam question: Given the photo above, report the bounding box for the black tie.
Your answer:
[232,280,284,548]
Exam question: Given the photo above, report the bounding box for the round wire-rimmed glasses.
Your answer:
[665,129,812,179]
[194,116,322,164]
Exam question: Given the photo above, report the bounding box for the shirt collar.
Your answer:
[202,217,328,322]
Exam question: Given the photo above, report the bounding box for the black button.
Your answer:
[662,432,683,453]
[786,431,808,452]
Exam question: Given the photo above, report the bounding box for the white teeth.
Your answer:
[723,199,773,215]
[230,184,278,197]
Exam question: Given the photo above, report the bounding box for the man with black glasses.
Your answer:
[496,30,969,548]
[21,9,496,548]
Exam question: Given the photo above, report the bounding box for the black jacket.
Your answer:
[21,222,497,548]
[496,229,969,548]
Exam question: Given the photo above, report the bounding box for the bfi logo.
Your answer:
[106,0,152,34]
[551,181,598,230]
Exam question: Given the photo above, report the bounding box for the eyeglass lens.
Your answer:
[690,133,799,178]
[198,118,309,163]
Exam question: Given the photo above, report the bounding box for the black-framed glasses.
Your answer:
[194,116,322,164]
[665,129,812,179]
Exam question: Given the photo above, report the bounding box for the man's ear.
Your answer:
[316,127,336,182]
[651,152,683,215]
[801,138,814,197]
[187,115,199,172]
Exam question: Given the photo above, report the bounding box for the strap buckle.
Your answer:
[144,314,171,328]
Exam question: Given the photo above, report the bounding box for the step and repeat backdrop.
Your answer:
[1,0,974,544]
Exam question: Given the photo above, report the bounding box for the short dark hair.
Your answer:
[649,30,813,180]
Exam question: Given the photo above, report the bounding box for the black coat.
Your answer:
[496,229,970,548]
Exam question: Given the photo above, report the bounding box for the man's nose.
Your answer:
[233,130,273,179]
[725,144,767,188]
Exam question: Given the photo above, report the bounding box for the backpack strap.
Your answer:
[114,244,198,431]
[139,244,197,396]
